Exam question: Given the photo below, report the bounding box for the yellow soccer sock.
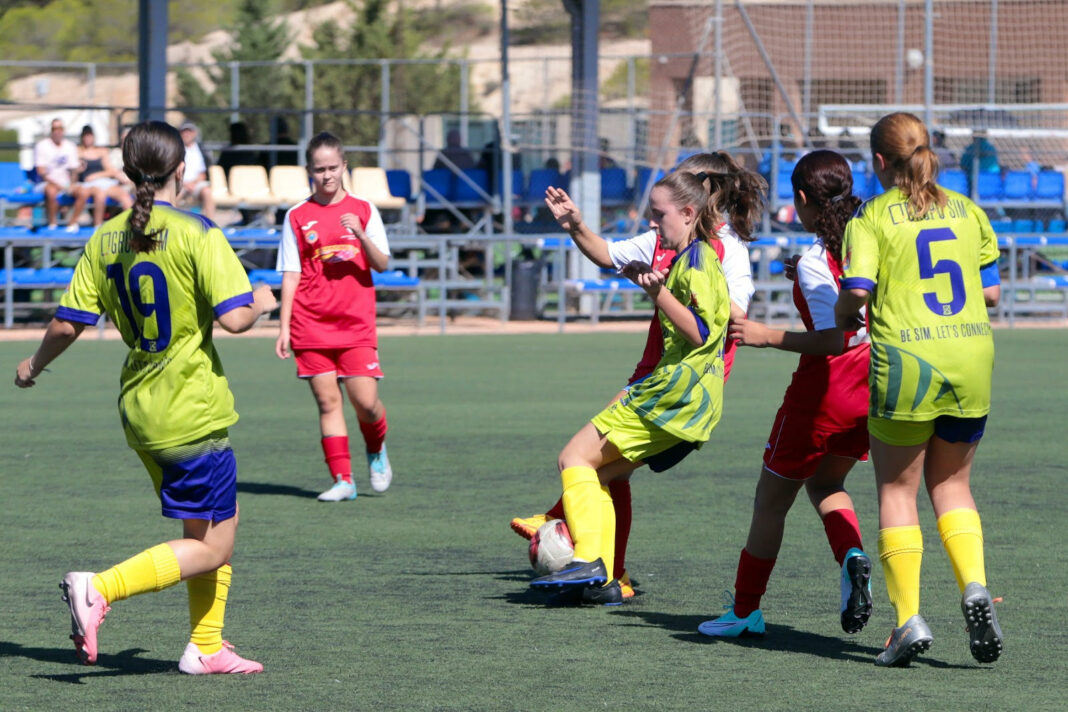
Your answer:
[187,564,231,655]
[878,526,924,628]
[597,484,616,584]
[91,543,182,604]
[937,508,986,591]
[560,466,603,564]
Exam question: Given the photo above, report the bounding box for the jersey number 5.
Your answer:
[106,262,172,352]
[915,227,966,317]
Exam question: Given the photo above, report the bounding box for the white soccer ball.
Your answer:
[906,48,924,69]
[528,519,575,576]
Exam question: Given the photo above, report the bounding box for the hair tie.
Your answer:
[830,193,846,203]
[694,171,709,183]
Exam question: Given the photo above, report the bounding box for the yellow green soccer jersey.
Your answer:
[57,203,253,449]
[841,186,1001,421]
[623,239,730,442]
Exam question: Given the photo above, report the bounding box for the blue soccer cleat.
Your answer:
[698,593,766,638]
[840,547,873,633]
[530,558,608,589]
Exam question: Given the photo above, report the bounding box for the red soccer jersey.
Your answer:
[779,242,870,432]
[628,235,737,384]
[281,195,383,350]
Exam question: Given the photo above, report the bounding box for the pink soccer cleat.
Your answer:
[59,571,110,665]
[178,641,264,675]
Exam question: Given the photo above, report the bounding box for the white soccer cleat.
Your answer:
[368,446,393,493]
[317,479,357,502]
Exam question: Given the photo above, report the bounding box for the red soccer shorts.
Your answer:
[762,406,869,480]
[294,346,384,379]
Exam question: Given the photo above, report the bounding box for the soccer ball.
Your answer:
[529,519,574,576]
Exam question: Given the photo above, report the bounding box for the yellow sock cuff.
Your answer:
[561,466,598,491]
[878,525,923,560]
[937,508,983,544]
[147,543,182,591]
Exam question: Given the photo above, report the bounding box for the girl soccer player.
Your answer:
[275,132,393,501]
[14,120,275,674]
[512,152,765,600]
[698,150,873,638]
[528,170,734,605]
[834,112,1003,667]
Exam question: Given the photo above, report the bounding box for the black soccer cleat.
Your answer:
[530,558,608,589]
[545,579,623,607]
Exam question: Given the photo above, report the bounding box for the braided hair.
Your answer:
[122,121,185,253]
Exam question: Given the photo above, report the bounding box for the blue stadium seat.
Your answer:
[496,169,524,199]
[247,269,282,286]
[525,168,565,204]
[1035,170,1065,201]
[851,168,873,200]
[990,218,1013,233]
[1047,218,1066,233]
[385,169,412,202]
[1003,171,1033,201]
[634,167,665,201]
[453,168,490,204]
[421,168,454,206]
[939,169,968,195]
[976,173,1004,203]
[1013,218,1036,233]
[600,167,629,205]
[775,161,797,200]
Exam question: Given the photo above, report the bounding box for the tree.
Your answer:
[294,0,471,165]
[174,0,299,145]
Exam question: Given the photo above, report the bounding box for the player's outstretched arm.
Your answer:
[217,285,277,334]
[834,288,869,331]
[15,317,85,388]
[544,186,614,269]
[728,319,844,355]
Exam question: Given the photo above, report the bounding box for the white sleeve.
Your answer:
[717,228,755,312]
[276,208,301,272]
[364,203,390,256]
[796,251,839,330]
[606,230,657,271]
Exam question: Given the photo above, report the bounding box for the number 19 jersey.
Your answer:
[57,203,253,449]
[841,186,1000,421]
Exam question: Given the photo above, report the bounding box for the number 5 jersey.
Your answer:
[840,186,1001,421]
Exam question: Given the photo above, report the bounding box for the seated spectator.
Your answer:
[110,124,135,197]
[931,129,958,171]
[34,118,79,229]
[177,122,217,223]
[961,130,1000,188]
[65,125,133,231]
[433,129,476,171]
[269,116,299,168]
[217,121,265,179]
[598,137,618,169]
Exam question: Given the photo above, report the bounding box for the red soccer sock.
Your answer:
[546,496,565,520]
[321,435,352,484]
[733,548,776,617]
[822,508,864,565]
[608,480,632,581]
[358,409,388,454]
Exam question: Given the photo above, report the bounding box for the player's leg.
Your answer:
[199,184,216,222]
[65,184,89,228]
[307,365,356,501]
[44,182,60,227]
[341,362,391,493]
[89,186,109,226]
[531,423,623,591]
[805,454,871,633]
[868,419,933,666]
[925,416,1002,663]
[699,467,799,638]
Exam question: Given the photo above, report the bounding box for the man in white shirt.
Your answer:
[178,122,217,223]
[34,118,80,228]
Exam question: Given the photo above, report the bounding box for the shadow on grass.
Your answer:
[1,641,174,682]
[606,611,976,668]
[237,481,321,498]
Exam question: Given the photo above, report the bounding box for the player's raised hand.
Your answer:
[544,186,582,232]
[621,260,668,298]
[340,213,365,237]
[728,318,773,348]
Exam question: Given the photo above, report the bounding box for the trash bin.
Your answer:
[509,258,541,320]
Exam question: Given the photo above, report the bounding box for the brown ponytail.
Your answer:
[790,149,861,257]
[122,121,185,253]
[870,112,947,219]
[676,150,767,242]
